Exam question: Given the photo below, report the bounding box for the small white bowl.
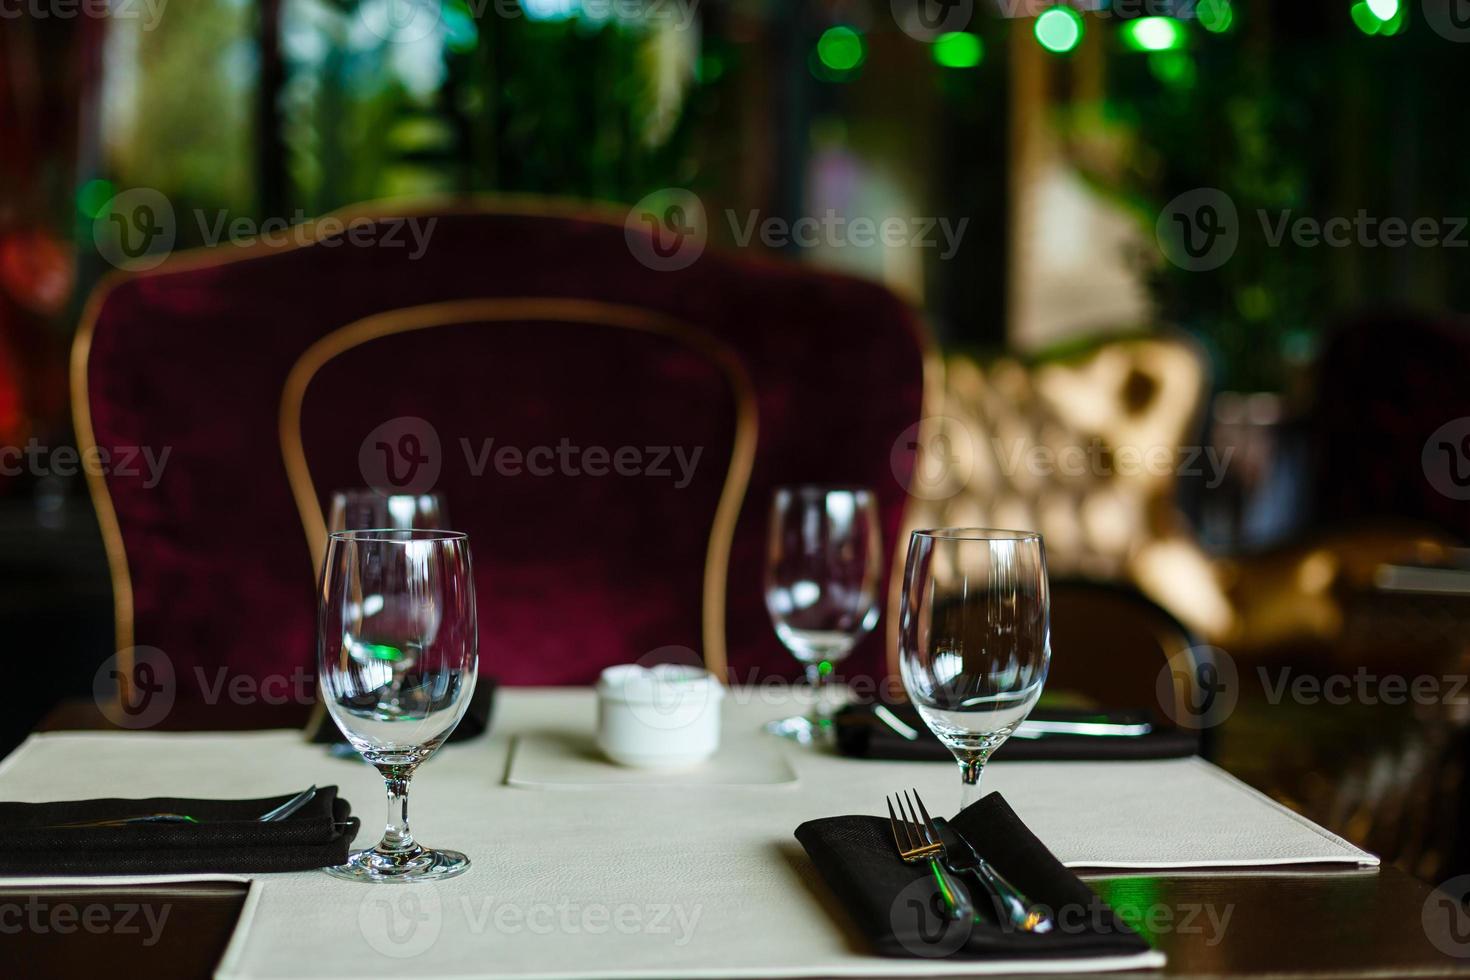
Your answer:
[596,664,724,768]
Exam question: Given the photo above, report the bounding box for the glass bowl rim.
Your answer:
[911,526,1042,541]
[327,528,468,543]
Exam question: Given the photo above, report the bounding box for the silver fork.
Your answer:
[886,792,974,921]
[910,788,1054,934]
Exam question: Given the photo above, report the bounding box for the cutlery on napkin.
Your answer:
[795,793,1157,963]
[48,785,320,829]
[2,786,359,876]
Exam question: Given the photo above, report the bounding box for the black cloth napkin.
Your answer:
[305,677,497,745]
[795,793,1153,962]
[834,703,1198,762]
[0,786,358,875]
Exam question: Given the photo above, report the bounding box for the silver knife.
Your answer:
[1010,719,1152,739]
[873,705,1150,741]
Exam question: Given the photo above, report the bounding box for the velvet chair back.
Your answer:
[283,301,751,686]
[75,200,927,700]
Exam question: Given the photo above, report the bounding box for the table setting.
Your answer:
[0,487,1379,978]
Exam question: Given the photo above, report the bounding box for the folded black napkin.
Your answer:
[795,794,1153,961]
[305,677,497,745]
[834,703,1198,762]
[0,786,358,876]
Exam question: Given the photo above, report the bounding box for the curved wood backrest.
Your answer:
[279,298,757,680]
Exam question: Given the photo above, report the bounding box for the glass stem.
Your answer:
[805,663,829,726]
[959,759,985,810]
[377,776,418,855]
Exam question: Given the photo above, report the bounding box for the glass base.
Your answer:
[764,715,828,744]
[323,846,470,884]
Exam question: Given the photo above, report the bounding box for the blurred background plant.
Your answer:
[3,0,1469,549]
[1057,0,1470,395]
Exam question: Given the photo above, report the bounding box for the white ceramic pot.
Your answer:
[595,664,724,768]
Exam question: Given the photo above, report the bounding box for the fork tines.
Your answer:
[886,789,942,861]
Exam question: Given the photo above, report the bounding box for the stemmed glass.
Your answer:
[312,493,451,754]
[898,528,1050,810]
[318,529,478,882]
[764,486,882,742]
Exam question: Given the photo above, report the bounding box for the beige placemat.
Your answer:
[505,729,797,789]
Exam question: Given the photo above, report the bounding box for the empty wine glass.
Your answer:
[329,490,446,533]
[318,529,478,883]
[764,486,882,742]
[311,493,449,751]
[898,528,1050,810]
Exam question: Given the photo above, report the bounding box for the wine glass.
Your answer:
[898,528,1050,810]
[329,490,446,533]
[318,529,478,882]
[311,492,448,751]
[764,486,882,742]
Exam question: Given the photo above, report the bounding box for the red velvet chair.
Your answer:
[74,198,928,699]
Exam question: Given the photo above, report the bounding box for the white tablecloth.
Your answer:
[0,689,1375,978]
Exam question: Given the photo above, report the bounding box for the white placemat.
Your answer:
[0,689,1375,979]
[506,729,797,788]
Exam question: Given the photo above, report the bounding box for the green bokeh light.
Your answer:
[1122,16,1184,51]
[1352,0,1405,34]
[933,31,984,68]
[1350,2,1381,33]
[442,2,479,53]
[77,178,115,219]
[697,52,726,84]
[1035,8,1084,54]
[1149,50,1196,87]
[817,26,866,72]
[1379,2,1406,33]
[1197,0,1234,33]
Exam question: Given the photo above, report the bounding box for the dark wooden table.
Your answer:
[6,701,1470,979]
